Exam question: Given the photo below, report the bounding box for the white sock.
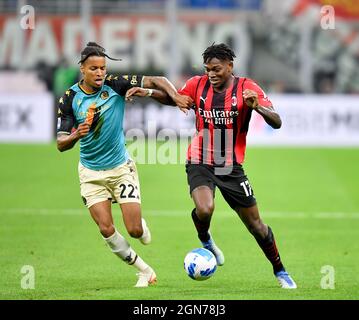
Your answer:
[132,255,151,273]
[103,229,150,272]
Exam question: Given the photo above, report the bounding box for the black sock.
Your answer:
[191,208,210,242]
[255,226,285,274]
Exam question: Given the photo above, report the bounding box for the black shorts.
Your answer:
[185,163,257,209]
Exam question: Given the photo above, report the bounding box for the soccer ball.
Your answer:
[184,248,217,281]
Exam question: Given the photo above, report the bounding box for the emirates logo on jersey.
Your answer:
[198,107,239,125]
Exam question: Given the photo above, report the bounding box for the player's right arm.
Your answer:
[56,91,89,152]
[57,123,89,152]
[176,76,201,107]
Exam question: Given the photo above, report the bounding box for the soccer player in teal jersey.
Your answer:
[57,42,192,287]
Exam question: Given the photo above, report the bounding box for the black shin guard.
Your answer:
[191,208,210,242]
[256,226,284,274]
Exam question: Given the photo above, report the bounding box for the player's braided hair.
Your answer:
[78,42,121,64]
[202,43,236,63]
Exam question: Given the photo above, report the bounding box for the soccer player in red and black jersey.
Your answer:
[178,43,297,289]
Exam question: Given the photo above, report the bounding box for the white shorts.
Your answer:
[78,159,141,208]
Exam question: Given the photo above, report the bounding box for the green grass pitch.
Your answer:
[0,143,358,300]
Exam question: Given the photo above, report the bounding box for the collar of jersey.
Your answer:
[78,80,101,95]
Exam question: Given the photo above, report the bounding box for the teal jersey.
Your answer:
[57,74,143,170]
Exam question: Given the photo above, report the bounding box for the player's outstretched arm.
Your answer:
[125,87,172,104]
[142,76,193,111]
[243,89,282,129]
[125,86,192,114]
[125,87,193,114]
[57,123,90,152]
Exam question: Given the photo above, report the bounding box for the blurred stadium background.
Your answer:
[0,0,358,300]
[1,0,359,143]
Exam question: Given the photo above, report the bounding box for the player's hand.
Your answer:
[243,89,259,109]
[75,122,90,139]
[125,87,149,101]
[173,93,193,115]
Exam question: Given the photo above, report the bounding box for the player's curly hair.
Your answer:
[78,42,121,64]
[202,43,236,63]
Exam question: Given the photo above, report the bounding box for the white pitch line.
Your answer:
[0,208,359,219]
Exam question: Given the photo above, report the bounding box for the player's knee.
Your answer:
[196,203,214,219]
[128,226,143,239]
[99,224,115,238]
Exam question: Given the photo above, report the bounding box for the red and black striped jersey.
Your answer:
[178,75,272,166]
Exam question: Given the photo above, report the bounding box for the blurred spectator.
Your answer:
[53,57,79,99]
[314,72,335,94]
[267,81,286,93]
[35,61,56,92]
[179,0,262,9]
[336,51,359,94]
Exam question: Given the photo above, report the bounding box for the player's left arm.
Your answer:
[243,81,282,129]
[105,74,172,104]
[106,74,192,114]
